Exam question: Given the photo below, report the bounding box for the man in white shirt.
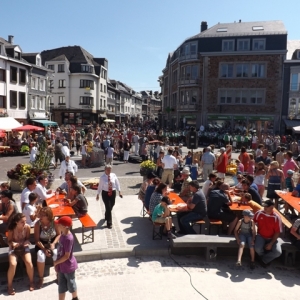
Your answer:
[34,175,54,205]
[96,165,122,229]
[132,133,139,155]
[202,173,217,197]
[161,148,178,188]
[59,155,78,179]
[20,178,37,210]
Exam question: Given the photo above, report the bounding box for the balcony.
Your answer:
[177,104,197,111]
[179,77,200,86]
[178,52,199,62]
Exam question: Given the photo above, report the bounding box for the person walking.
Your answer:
[96,165,122,229]
[123,138,131,163]
[161,148,177,189]
[201,146,216,181]
[59,155,78,179]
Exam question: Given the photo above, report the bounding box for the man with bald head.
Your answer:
[207,183,238,235]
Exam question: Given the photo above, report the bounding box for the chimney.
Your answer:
[8,35,14,44]
[201,21,208,32]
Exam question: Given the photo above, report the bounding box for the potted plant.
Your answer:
[140,160,156,179]
[7,141,54,191]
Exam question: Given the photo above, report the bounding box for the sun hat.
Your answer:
[287,169,294,175]
[54,216,72,227]
[219,147,226,152]
[181,167,191,175]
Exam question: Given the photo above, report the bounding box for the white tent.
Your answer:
[0,117,22,131]
[293,125,300,133]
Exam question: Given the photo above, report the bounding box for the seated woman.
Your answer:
[144,178,161,211]
[149,183,168,215]
[65,185,88,217]
[22,192,41,227]
[34,207,60,289]
[152,196,175,241]
[0,190,19,238]
[7,213,34,295]
[138,172,157,204]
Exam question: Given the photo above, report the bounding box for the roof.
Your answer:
[187,20,287,41]
[41,46,101,66]
[286,40,300,60]
[22,52,39,56]
[49,54,67,62]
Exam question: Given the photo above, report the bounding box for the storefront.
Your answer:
[207,115,231,130]
[61,112,98,127]
[247,116,274,135]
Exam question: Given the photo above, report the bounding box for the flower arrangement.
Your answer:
[140,160,156,176]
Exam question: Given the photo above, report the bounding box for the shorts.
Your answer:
[58,271,77,294]
[154,217,166,223]
[239,234,254,248]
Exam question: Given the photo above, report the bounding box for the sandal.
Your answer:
[29,282,34,291]
[37,277,44,289]
[8,287,15,295]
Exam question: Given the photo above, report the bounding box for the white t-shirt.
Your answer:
[20,188,31,210]
[34,183,53,203]
[107,147,114,159]
[162,155,177,169]
[202,179,212,197]
[22,203,38,227]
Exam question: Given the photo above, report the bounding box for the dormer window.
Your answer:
[14,51,20,60]
[81,64,93,73]
[36,57,41,66]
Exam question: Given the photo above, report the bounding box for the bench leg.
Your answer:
[283,249,297,267]
[205,246,217,261]
[152,224,163,240]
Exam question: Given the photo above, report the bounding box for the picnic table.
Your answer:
[45,194,75,217]
[275,190,300,214]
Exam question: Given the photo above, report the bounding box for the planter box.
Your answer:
[9,179,24,192]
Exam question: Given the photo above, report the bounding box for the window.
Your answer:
[191,91,197,103]
[190,43,197,55]
[172,93,177,107]
[58,64,64,72]
[39,97,44,109]
[49,80,54,90]
[217,28,227,32]
[220,64,234,78]
[31,77,36,89]
[59,96,66,104]
[172,69,178,84]
[80,80,94,89]
[253,39,265,51]
[48,64,54,70]
[251,64,265,78]
[0,96,6,108]
[222,40,234,51]
[291,74,299,91]
[0,69,5,81]
[100,83,103,92]
[39,79,45,91]
[36,57,41,66]
[236,64,249,77]
[14,51,20,60]
[59,79,66,88]
[79,97,93,105]
[10,91,17,108]
[252,26,264,31]
[219,89,264,105]
[10,67,17,82]
[237,39,250,51]
[101,69,107,79]
[104,85,106,93]
[31,96,35,108]
[81,65,93,73]
[19,92,26,109]
[19,69,26,84]
[234,90,248,104]
[191,66,198,79]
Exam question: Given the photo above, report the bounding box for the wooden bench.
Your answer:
[193,218,223,235]
[78,214,97,244]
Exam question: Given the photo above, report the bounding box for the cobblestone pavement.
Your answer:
[0,255,299,299]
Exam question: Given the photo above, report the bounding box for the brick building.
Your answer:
[161,20,287,134]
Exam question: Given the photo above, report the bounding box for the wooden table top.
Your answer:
[46,194,75,217]
[275,190,300,213]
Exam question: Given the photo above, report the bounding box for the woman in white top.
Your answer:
[29,142,37,162]
[22,193,40,227]
[254,161,266,197]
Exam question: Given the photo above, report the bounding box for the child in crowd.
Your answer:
[234,209,256,269]
[190,158,199,180]
[152,196,175,241]
[53,216,79,300]
[236,159,244,174]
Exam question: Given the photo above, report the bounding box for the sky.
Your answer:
[1,0,300,92]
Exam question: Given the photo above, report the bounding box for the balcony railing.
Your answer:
[178,53,199,62]
[177,104,197,111]
[179,77,200,85]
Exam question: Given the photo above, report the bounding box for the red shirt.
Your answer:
[253,210,281,239]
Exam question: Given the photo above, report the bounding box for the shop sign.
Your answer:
[208,115,231,120]
[233,116,247,120]
[248,116,273,121]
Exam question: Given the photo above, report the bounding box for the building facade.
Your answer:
[161,20,287,134]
